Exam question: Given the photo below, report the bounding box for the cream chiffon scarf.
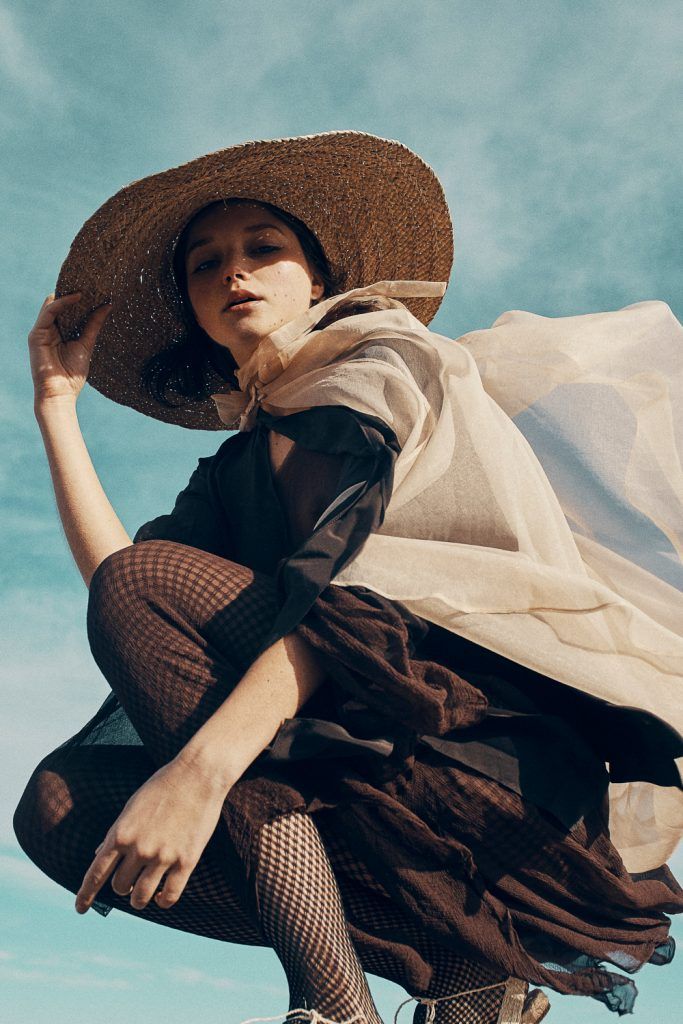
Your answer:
[211,281,683,873]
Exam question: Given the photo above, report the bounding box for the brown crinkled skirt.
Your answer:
[13,541,682,1015]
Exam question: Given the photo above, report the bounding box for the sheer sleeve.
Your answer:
[133,454,233,559]
[251,404,489,739]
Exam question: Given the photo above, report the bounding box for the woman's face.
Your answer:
[182,201,325,367]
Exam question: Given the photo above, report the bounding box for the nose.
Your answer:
[221,258,246,283]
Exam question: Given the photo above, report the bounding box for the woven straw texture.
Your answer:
[53,130,454,429]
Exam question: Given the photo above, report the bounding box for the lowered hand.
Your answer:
[75,754,229,914]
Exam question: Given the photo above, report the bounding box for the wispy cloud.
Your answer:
[1,586,105,844]
[0,961,131,989]
[0,4,65,106]
[165,963,284,993]
[165,965,240,990]
[0,941,285,996]
[77,951,151,971]
[0,853,64,896]
[0,946,137,989]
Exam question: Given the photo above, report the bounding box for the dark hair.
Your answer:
[141,198,398,406]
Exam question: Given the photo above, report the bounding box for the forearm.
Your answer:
[35,396,132,588]
[178,631,327,789]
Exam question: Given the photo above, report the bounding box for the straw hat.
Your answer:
[54,130,454,429]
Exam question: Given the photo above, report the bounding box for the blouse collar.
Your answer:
[210,279,446,430]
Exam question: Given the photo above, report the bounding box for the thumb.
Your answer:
[80,302,113,350]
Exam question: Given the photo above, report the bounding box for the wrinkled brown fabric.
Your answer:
[14,538,681,1014]
[295,582,488,736]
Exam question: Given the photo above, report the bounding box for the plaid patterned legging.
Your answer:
[13,540,508,1024]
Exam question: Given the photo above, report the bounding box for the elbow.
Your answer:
[85,541,134,591]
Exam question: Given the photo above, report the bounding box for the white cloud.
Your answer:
[0,853,65,896]
[0,939,285,997]
[166,965,238,990]
[1,586,107,845]
[164,964,285,996]
[0,943,146,990]
[0,941,155,980]
[0,4,65,107]
[77,951,151,972]
[0,963,131,989]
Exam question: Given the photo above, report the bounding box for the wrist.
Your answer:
[34,393,78,421]
[174,741,241,794]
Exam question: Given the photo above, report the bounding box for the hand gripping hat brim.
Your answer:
[54,130,454,430]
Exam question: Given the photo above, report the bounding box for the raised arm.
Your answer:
[29,293,132,588]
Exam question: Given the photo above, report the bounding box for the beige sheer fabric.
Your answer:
[211,282,683,872]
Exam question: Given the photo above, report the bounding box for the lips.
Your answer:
[223,291,260,311]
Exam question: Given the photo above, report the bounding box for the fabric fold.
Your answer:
[204,283,683,871]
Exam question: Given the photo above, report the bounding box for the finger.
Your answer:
[110,853,149,898]
[62,302,113,353]
[154,862,193,910]
[129,864,168,910]
[80,302,113,345]
[45,292,82,308]
[75,847,121,914]
[34,292,83,329]
[48,301,112,350]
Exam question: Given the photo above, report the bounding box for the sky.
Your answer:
[2,1,682,1021]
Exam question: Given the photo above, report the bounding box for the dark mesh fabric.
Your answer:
[13,740,263,944]
[255,812,383,1024]
[13,538,682,1018]
[12,539,511,1022]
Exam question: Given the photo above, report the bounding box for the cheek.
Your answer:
[187,282,216,325]
[270,264,314,309]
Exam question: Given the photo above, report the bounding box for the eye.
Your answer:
[251,245,281,256]
[191,258,217,274]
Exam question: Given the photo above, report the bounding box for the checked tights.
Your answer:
[14,539,508,1023]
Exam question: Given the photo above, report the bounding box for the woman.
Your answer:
[14,131,683,1024]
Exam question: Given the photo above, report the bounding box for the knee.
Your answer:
[87,540,182,636]
[87,538,230,612]
[88,541,170,606]
[13,751,73,865]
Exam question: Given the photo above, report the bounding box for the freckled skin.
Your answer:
[184,201,324,368]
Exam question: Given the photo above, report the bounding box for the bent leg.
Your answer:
[13,740,264,944]
[319,822,509,1024]
[21,541,504,1022]
[13,737,506,1022]
[85,540,282,765]
[255,812,384,1024]
[86,541,386,1022]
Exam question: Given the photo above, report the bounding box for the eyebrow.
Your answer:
[185,223,287,258]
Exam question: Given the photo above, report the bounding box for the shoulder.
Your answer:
[259,404,398,456]
[199,428,251,470]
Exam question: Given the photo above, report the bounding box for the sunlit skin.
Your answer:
[183,200,325,368]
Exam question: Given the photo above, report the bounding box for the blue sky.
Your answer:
[2,1,681,1021]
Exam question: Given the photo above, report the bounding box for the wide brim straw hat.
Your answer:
[54,130,454,430]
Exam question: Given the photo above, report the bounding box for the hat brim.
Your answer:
[55,130,454,429]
